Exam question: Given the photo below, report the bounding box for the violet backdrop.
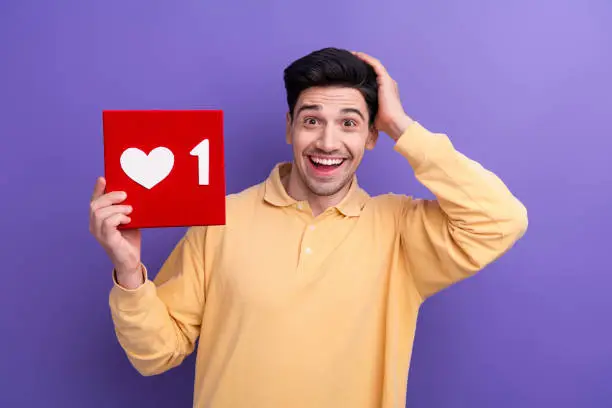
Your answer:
[1,1,611,407]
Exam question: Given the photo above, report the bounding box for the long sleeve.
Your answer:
[393,122,528,300]
[108,226,207,376]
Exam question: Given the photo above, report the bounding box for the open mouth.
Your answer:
[307,155,347,176]
[309,156,346,168]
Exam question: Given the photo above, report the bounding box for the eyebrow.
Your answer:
[296,104,365,121]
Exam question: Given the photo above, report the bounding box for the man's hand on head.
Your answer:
[352,51,414,142]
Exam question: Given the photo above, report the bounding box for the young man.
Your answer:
[89,47,528,408]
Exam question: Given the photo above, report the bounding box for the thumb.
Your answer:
[91,177,106,202]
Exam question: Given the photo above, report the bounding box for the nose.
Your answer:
[316,125,341,152]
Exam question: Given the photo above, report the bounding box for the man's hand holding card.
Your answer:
[89,110,226,288]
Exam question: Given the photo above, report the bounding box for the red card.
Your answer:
[102,110,226,229]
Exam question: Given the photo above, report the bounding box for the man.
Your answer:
[89,47,528,408]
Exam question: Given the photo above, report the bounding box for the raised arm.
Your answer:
[88,177,208,375]
[108,226,208,375]
[352,51,527,300]
[393,122,527,299]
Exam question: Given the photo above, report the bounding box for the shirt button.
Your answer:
[297,203,303,210]
[304,247,312,254]
[308,225,315,231]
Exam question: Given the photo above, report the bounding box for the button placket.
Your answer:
[302,222,314,256]
[297,220,318,270]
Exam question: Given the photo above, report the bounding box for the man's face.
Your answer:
[286,86,378,197]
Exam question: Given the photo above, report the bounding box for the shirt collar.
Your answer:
[263,162,370,217]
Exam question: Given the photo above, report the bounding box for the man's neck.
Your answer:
[282,165,351,217]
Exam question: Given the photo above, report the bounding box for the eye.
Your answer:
[303,117,319,126]
[343,119,357,127]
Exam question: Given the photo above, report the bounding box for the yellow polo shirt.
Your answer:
[109,122,528,408]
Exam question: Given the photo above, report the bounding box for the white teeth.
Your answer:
[311,157,344,166]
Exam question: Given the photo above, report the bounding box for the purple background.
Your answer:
[2,1,611,407]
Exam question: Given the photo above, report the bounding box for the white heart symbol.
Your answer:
[120,147,174,189]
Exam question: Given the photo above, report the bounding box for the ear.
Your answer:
[285,112,293,144]
[365,125,379,150]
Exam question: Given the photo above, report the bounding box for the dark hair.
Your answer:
[283,47,378,125]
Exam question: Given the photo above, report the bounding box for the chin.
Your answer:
[306,182,347,197]
[304,167,354,197]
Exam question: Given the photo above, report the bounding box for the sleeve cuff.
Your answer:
[393,121,454,171]
[112,263,148,292]
[109,264,157,312]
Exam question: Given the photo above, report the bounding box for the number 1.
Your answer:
[190,139,209,185]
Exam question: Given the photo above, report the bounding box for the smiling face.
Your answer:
[286,86,378,198]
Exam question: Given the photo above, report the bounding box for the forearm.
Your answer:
[396,121,528,241]
[393,122,527,300]
[109,265,191,376]
[108,230,206,376]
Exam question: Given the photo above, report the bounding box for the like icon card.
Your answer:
[102,110,226,229]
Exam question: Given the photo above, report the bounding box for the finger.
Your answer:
[90,191,128,213]
[91,177,106,202]
[101,213,131,240]
[95,205,133,221]
[352,51,389,77]
[93,205,133,234]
